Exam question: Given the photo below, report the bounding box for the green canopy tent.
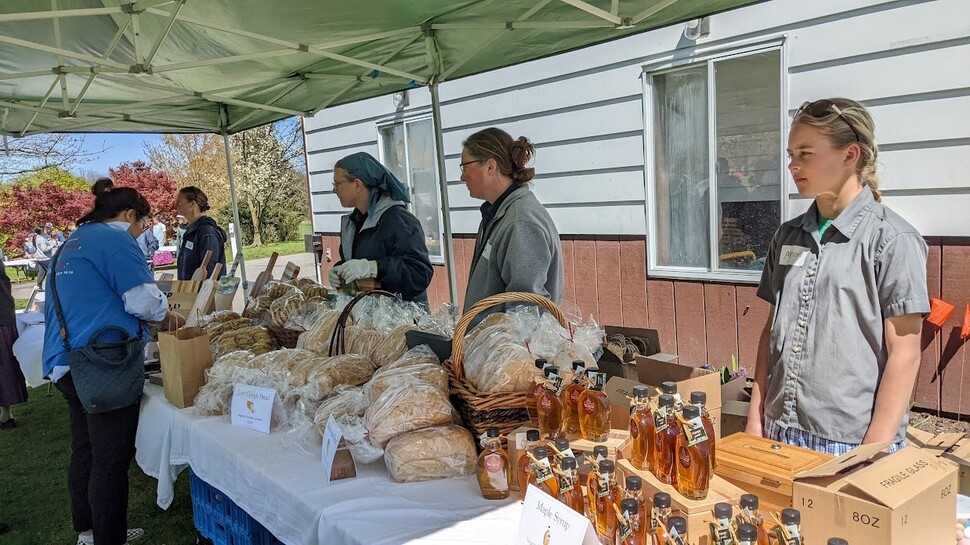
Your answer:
[0,0,759,300]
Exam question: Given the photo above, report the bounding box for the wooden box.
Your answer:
[714,432,832,514]
[617,459,747,545]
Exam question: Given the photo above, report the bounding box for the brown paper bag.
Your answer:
[159,327,213,408]
[156,279,202,319]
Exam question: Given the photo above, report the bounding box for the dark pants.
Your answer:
[36,258,50,288]
[55,373,140,545]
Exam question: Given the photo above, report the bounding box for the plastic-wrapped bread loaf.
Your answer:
[345,326,385,357]
[287,354,331,389]
[463,313,515,350]
[465,339,539,393]
[312,385,369,436]
[370,324,419,367]
[210,326,277,361]
[269,291,306,327]
[304,354,375,401]
[262,280,301,300]
[364,382,455,446]
[298,309,344,355]
[363,362,448,404]
[374,345,440,375]
[383,425,477,483]
[551,341,597,372]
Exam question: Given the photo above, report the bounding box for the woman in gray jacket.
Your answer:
[460,128,563,312]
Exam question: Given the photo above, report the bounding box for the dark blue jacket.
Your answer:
[339,194,433,304]
[177,216,227,281]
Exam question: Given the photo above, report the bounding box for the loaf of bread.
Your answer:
[363,362,448,403]
[383,425,477,483]
[465,339,540,393]
[288,354,332,389]
[262,280,300,300]
[551,342,597,373]
[312,385,369,436]
[375,345,440,375]
[463,312,515,349]
[304,354,375,401]
[269,291,306,327]
[344,325,385,357]
[299,309,344,355]
[364,382,455,446]
[370,324,419,367]
[210,326,277,361]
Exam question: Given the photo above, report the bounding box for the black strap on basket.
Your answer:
[327,289,400,356]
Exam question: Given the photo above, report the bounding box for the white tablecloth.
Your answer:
[135,385,523,545]
[12,312,45,386]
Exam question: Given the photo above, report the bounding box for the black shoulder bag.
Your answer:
[49,247,146,413]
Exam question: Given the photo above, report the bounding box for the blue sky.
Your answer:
[74,133,159,177]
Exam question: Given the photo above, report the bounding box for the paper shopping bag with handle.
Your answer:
[159,327,213,408]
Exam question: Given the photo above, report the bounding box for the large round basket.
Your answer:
[327,289,401,356]
[268,323,302,349]
[448,292,567,440]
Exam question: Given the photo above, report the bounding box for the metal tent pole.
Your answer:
[430,81,458,309]
[222,131,248,288]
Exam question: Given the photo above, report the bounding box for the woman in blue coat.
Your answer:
[329,152,433,304]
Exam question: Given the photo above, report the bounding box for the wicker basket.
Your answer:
[447,292,567,439]
[268,324,302,349]
[327,290,401,356]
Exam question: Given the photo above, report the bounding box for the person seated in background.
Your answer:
[329,152,433,304]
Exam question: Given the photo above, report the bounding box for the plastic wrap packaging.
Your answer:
[193,350,256,416]
[199,311,242,327]
[374,345,441,375]
[210,326,277,362]
[303,354,375,402]
[383,425,477,483]
[370,324,419,367]
[206,318,255,341]
[570,315,605,356]
[268,291,306,327]
[262,280,301,300]
[525,312,571,360]
[288,277,318,291]
[287,354,332,389]
[551,341,597,372]
[337,414,384,464]
[242,348,317,374]
[284,298,331,332]
[351,296,424,334]
[299,284,330,300]
[344,325,386,357]
[463,313,515,349]
[298,309,344,355]
[243,294,273,319]
[416,304,458,338]
[312,385,370,435]
[364,382,456,447]
[363,362,448,404]
[464,333,539,393]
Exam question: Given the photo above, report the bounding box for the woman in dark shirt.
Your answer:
[0,265,28,430]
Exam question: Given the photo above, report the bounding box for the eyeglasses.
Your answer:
[331,178,353,191]
[795,99,862,143]
[459,159,484,174]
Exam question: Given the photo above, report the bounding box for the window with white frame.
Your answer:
[645,46,783,281]
[378,116,444,263]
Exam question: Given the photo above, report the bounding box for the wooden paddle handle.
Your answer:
[198,250,213,272]
[208,262,223,280]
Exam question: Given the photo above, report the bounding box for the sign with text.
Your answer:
[321,415,342,480]
[230,384,276,434]
[516,485,598,545]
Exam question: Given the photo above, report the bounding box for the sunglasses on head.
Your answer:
[796,99,862,143]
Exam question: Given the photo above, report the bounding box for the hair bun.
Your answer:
[92,177,114,197]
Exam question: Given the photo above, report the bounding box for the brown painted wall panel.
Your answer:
[914,240,942,412]
[647,279,677,352]
[704,283,739,366]
[595,239,623,326]
[736,285,770,375]
[572,239,600,321]
[561,239,577,309]
[619,239,649,327]
[940,244,970,414]
[674,281,707,366]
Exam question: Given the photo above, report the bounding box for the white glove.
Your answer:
[338,259,378,283]
[328,266,343,289]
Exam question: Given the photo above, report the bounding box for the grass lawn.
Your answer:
[238,221,312,261]
[14,298,26,310]
[4,267,35,285]
[0,386,196,545]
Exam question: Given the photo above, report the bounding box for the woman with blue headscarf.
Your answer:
[329,152,433,303]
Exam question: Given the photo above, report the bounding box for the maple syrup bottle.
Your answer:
[586,445,610,526]
[557,457,586,515]
[675,405,711,500]
[475,428,511,500]
[660,381,681,409]
[537,366,565,440]
[630,385,654,471]
[526,359,550,425]
[664,516,688,545]
[594,460,620,545]
[618,498,647,545]
[737,523,758,545]
[551,437,574,469]
[579,370,611,442]
[526,446,560,498]
[690,391,717,469]
[517,429,541,500]
[563,360,587,438]
[650,492,672,543]
[779,509,803,545]
[653,394,678,485]
[738,495,771,545]
[710,503,734,545]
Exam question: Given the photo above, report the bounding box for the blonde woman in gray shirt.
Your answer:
[747,98,929,455]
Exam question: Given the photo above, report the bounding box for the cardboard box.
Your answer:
[598,326,661,381]
[156,279,202,319]
[906,426,970,494]
[793,444,958,545]
[715,432,832,515]
[616,458,747,545]
[635,354,723,411]
[718,401,748,438]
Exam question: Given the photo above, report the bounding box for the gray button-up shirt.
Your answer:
[757,186,930,444]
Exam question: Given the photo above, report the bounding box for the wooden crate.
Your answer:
[714,432,832,514]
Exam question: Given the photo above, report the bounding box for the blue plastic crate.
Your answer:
[188,470,283,545]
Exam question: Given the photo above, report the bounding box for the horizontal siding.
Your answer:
[305,0,968,238]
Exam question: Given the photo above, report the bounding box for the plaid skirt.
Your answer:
[0,324,28,407]
[764,417,904,456]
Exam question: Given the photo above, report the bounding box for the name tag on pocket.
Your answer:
[779,245,810,267]
[481,243,492,260]
[184,241,194,251]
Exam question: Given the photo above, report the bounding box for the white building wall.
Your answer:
[305,0,970,237]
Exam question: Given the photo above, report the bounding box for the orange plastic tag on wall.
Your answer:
[927,297,955,328]
[961,304,970,340]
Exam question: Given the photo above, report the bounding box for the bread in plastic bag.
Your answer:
[194,350,256,416]
[304,354,375,401]
[300,283,329,300]
[288,354,333,389]
[463,312,515,348]
[313,385,369,435]
[284,298,331,332]
[383,425,477,483]
[551,341,597,373]
[370,324,420,367]
[262,280,300,300]
[206,317,255,340]
[364,362,448,404]
[345,325,386,357]
[244,348,318,374]
[269,291,306,327]
[364,382,455,446]
[200,310,242,327]
[466,340,540,393]
[243,294,273,319]
[374,344,441,375]
[210,326,277,361]
[299,309,344,355]
[462,328,518,386]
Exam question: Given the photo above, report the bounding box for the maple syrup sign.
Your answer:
[516,485,599,545]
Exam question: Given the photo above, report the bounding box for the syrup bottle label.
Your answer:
[710,523,735,545]
[617,514,633,542]
[596,475,613,498]
[544,375,565,396]
[654,407,669,432]
[557,471,574,492]
[682,416,709,447]
[532,458,555,484]
[590,372,606,391]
